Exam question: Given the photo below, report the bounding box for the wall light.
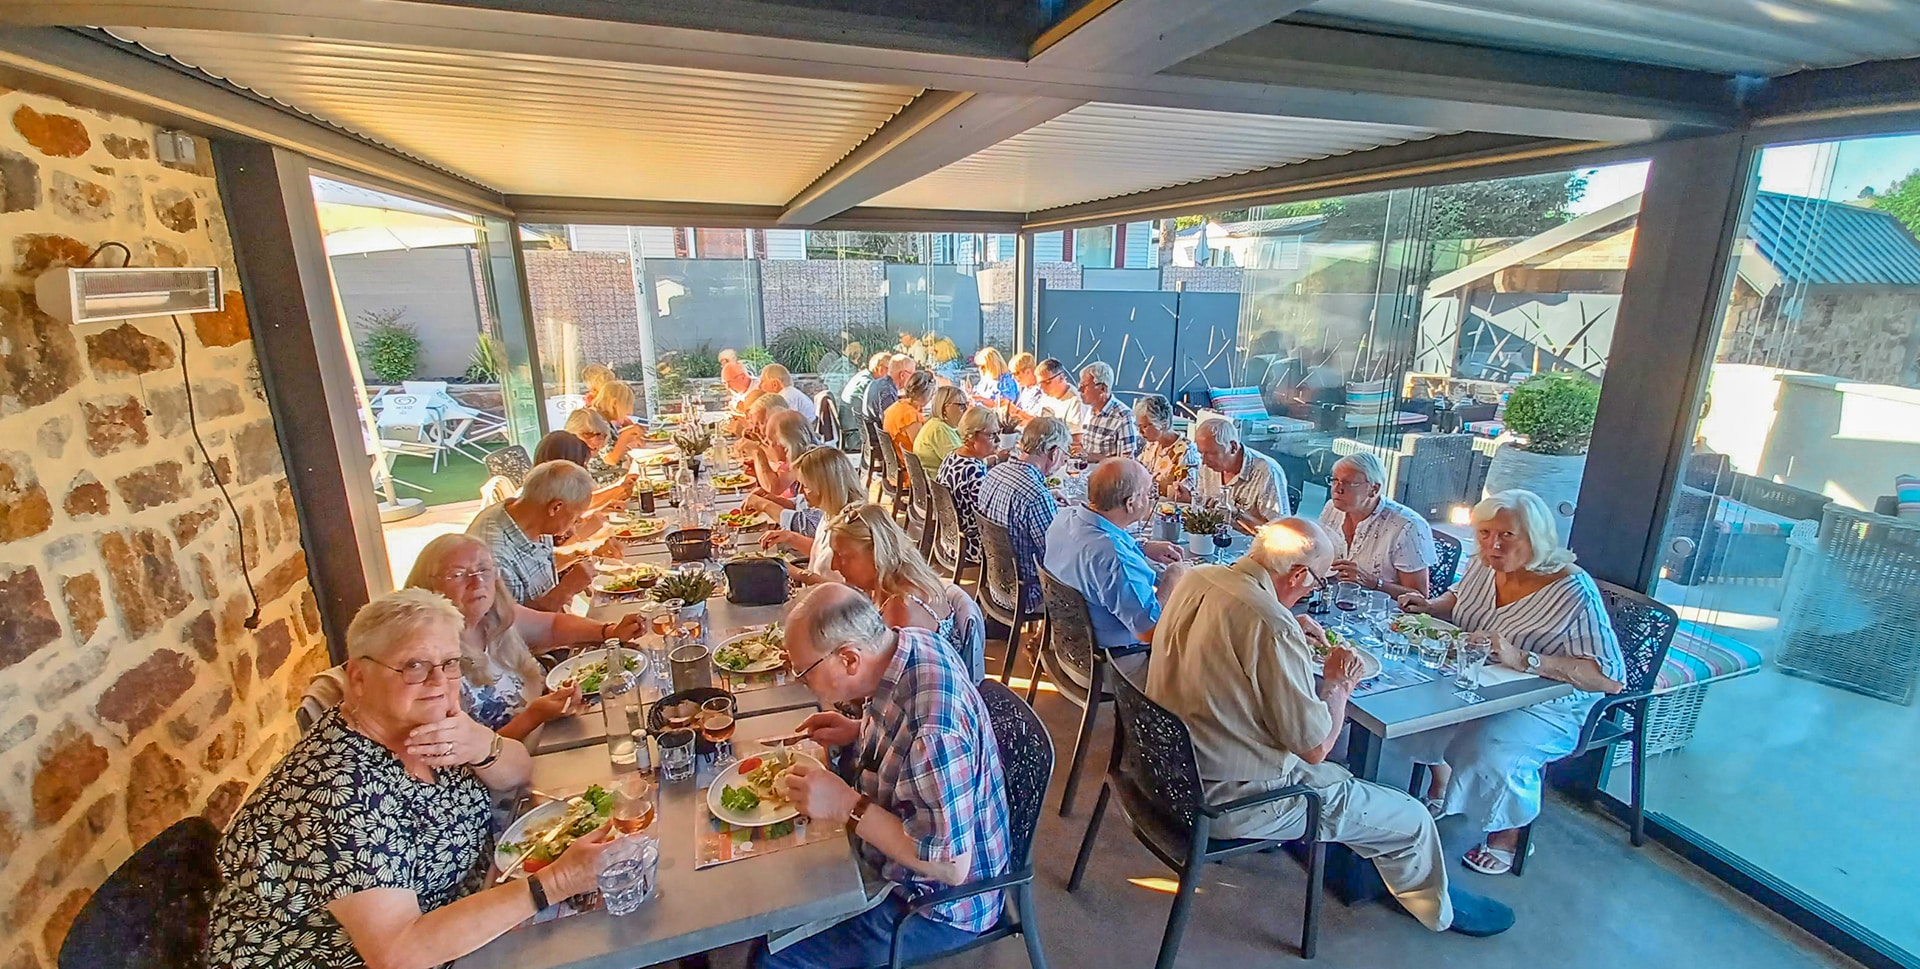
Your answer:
[1448,504,1472,526]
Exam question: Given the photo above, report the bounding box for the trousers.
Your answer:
[752,895,981,969]
[1399,700,1586,834]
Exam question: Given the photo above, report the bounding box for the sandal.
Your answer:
[1461,842,1531,875]
[1421,796,1447,819]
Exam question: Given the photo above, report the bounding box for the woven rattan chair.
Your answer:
[1430,530,1463,597]
[1776,503,1920,704]
[59,817,222,969]
[1070,671,1325,964]
[890,680,1054,969]
[1034,568,1149,817]
[928,478,977,586]
[977,513,1043,683]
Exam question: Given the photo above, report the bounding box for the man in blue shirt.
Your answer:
[1043,458,1189,650]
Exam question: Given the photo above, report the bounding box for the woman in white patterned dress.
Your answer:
[1396,489,1625,875]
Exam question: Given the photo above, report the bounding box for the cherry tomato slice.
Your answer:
[737,756,762,774]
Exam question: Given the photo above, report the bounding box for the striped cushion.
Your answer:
[1897,473,1920,520]
[1208,386,1269,420]
[1655,623,1765,691]
[1345,380,1391,418]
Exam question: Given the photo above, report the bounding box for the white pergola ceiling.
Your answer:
[869,103,1448,211]
[111,28,922,205]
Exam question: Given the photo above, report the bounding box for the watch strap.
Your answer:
[474,732,504,769]
[847,793,874,829]
[527,873,550,911]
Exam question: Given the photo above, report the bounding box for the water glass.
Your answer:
[1383,632,1411,664]
[596,835,660,916]
[658,728,696,783]
[1416,633,1449,670]
[1453,638,1491,689]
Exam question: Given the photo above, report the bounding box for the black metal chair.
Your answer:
[1410,579,1676,876]
[483,443,532,487]
[890,679,1054,969]
[874,422,911,522]
[1430,529,1463,597]
[976,513,1044,683]
[861,416,886,492]
[928,478,977,586]
[59,816,222,969]
[902,453,936,557]
[813,390,844,450]
[1034,567,1147,817]
[1070,671,1325,964]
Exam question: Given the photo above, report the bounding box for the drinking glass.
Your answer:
[1416,633,1449,670]
[596,835,660,916]
[1382,631,1411,664]
[1454,635,1492,689]
[658,728,696,783]
[612,775,656,833]
[1332,581,1362,615]
[700,696,737,768]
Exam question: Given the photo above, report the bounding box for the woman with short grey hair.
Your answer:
[1318,451,1439,598]
[1134,394,1198,498]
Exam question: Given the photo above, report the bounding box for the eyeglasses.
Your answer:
[445,566,495,583]
[358,656,463,685]
[1328,478,1372,493]
[792,649,839,681]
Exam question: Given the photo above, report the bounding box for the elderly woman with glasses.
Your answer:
[1396,489,1625,875]
[1317,451,1438,598]
[408,533,644,739]
[564,406,642,485]
[913,384,970,473]
[1133,394,1198,498]
[207,589,627,969]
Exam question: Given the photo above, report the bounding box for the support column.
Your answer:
[1015,230,1038,356]
[213,141,386,657]
[1570,132,1757,589]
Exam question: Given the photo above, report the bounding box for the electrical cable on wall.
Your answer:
[173,311,263,630]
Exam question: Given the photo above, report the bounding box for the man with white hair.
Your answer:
[1044,458,1186,653]
[978,416,1072,612]
[1147,518,1513,937]
[1193,413,1291,529]
[465,460,602,611]
[864,353,914,423]
[759,363,818,423]
[766,584,1012,969]
[1319,451,1439,598]
[1076,361,1140,460]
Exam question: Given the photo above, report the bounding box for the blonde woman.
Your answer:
[591,379,648,467]
[972,347,1019,404]
[748,408,816,504]
[759,447,863,582]
[1010,351,1045,420]
[913,384,968,473]
[825,502,982,677]
[406,534,643,740]
[1397,489,1626,874]
[580,363,616,408]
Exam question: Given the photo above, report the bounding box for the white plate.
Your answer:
[590,571,657,596]
[710,473,754,491]
[715,511,769,530]
[1314,640,1383,679]
[494,798,605,878]
[546,647,647,694]
[612,519,668,541]
[706,751,822,827]
[712,628,788,674]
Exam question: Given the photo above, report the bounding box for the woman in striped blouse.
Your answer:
[1396,489,1625,875]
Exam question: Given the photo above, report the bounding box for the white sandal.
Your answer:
[1461,842,1532,875]
[1421,796,1447,819]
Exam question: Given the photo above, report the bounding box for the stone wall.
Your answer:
[525,249,645,373]
[0,89,322,968]
[759,257,885,338]
[1161,265,1245,293]
[1717,285,1920,387]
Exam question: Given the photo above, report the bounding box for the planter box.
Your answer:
[1482,444,1585,543]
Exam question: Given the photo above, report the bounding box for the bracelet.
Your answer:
[474,732,503,769]
[846,793,874,830]
[599,621,612,640]
[527,873,550,911]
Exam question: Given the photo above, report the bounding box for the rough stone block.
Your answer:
[233,419,282,484]
[62,473,109,518]
[166,685,231,745]
[31,723,109,826]
[152,187,197,233]
[12,106,91,157]
[42,889,92,961]
[299,587,320,636]
[126,744,191,845]
[0,147,38,212]
[170,501,222,545]
[0,288,84,411]
[33,641,109,710]
[49,171,111,221]
[181,608,217,661]
[254,618,294,678]
[102,133,149,159]
[80,395,148,457]
[0,451,53,543]
[61,572,104,644]
[256,550,307,606]
[0,715,37,759]
[139,238,186,267]
[0,566,61,669]
[192,291,249,348]
[113,460,188,511]
[202,778,247,831]
[201,719,244,773]
[11,232,89,275]
[193,552,218,600]
[85,322,176,377]
[97,527,192,638]
[36,416,71,460]
[97,649,196,737]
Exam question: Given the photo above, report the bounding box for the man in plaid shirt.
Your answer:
[1076,360,1141,460]
[765,585,1012,969]
[978,416,1073,613]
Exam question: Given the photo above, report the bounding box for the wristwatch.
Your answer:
[527,872,550,912]
[473,732,504,769]
[1524,651,1542,673]
[847,793,875,830]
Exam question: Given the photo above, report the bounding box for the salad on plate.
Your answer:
[496,785,613,875]
[707,749,822,826]
[711,470,754,490]
[714,624,787,673]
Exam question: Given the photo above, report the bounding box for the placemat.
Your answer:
[1353,659,1437,697]
[693,799,843,870]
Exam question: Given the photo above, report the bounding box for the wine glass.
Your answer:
[700,696,737,768]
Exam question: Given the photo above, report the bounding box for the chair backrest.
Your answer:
[296,664,348,734]
[902,452,933,524]
[878,426,907,489]
[402,380,453,405]
[1107,669,1206,833]
[58,816,222,969]
[1456,401,1497,424]
[976,513,1022,614]
[1038,566,1099,679]
[813,390,842,445]
[1398,432,1475,519]
[860,416,886,471]
[945,582,987,682]
[1595,580,1678,694]
[375,394,435,428]
[928,478,967,568]
[976,679,1055,869]
[484,444,533,486]
[545,393,587,430]
[480,475,518,507]
[1430,529,1463,597]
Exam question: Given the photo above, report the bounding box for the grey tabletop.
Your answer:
[1344,663,1572,739]
[456,709,867,969]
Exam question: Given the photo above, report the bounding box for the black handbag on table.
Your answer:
[723,557,790,606]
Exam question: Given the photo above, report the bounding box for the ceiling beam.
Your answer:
[6,0,1739,140]
[506,195,1025,233]
[0,26,509,214]
[777,0,1313,224]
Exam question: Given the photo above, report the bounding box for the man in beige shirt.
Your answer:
[1146,517,1513,936]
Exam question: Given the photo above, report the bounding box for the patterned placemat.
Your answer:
[692,798,843,870]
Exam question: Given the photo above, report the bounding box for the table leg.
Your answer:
[1325,723,1389,905]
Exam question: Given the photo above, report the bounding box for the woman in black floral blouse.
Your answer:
[206,589,622,969]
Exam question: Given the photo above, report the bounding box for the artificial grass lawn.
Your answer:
[385,441,504,507]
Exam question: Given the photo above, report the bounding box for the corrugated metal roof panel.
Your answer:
[871,103,1446,211]
[111,27,919,204]
[1296,0,1920,76]
[1748,192,1920,288]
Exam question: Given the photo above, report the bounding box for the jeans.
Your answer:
[753,895,980,969]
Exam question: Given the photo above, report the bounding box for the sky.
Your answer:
[1567,131,1920,216]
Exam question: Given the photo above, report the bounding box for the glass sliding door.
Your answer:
[477,215,545,439]
[1628,133,1920,966]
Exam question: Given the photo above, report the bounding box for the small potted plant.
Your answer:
[1180,505,1228,556]
[1483,372,1601,539]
